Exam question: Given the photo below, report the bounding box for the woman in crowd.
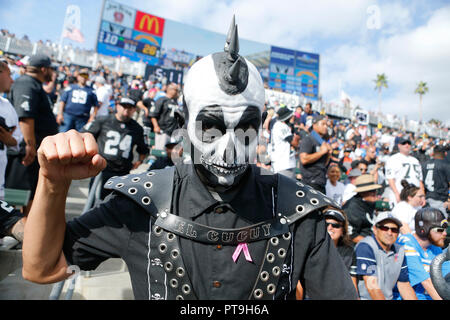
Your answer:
[325,164,345,206]
[391,180,425,234]
[297,207,357,298]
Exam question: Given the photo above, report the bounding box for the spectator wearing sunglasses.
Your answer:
[297,207,358,299]
[396,207,450,300]
[354,212,417,300]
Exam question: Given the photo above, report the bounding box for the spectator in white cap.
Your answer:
[94,76,111,118]
[354,212,417,300]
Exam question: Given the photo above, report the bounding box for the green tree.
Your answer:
[374,73,388,114]
[415,81,429,123]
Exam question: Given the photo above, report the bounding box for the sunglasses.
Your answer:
[377,225,399,233]
[430,227,446,233]
[326,222,343,229]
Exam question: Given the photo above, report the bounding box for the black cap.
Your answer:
[119,97,136,107]
[323,209,345,223]
[398,137,412,145]
[312,114,325,124]
[28,53,57,69]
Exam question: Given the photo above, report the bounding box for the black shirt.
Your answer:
[299,134,328,186]
[63,163,357,300]
[9,74,58,146]
[148,97,179,136]
[343,196,376,240]
[0,200,23,237]
[141,97,155,127]
[422,158,450,202]
[149,156,173,170]
[83,114,149,173]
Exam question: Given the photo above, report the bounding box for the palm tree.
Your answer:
[374,73,388,115]
[415,81,429,124]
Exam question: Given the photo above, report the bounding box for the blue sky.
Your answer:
[1,0,450,124]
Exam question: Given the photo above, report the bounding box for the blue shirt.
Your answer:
[396,233,450,300]
[355,234,409,282]
[61,84,98,118]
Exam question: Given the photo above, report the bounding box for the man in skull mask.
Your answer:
[22,17,357,300]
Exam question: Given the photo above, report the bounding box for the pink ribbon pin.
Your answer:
[232,243,252,263]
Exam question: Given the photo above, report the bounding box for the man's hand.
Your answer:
[56,113,64,125]
[22,144,36,166]
[37,130,106,185]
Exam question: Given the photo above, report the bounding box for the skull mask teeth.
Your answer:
[182,16,265,187]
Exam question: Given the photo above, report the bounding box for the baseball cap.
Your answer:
[323,208,346,223]
[95,76,106,84]
[79,68,90,75]
[119,97,136,107]
[348,168,362,178]
[312,114,325,124]
[398,137,412,145]
[28,53,57,69]
[374,212,402,228]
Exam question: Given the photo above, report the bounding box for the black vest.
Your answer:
[105,166,340,300]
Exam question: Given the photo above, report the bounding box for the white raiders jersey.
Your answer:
[385,152,423,194]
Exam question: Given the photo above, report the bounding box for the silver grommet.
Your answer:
[278,248,286,258]
[182,284,191,295]
[296,182,304,187]
[164,262,173,272]
[296,190,305,198]
[267,283,276,294]
[128,187,137,195]
[147,172,155,177]
[310,198,319,205]
[142,196,151,205]
[282,232,291,241]
[267,253,275,263]
[170,278,178,288]
[171,249,179,259]
[260,271,269,282]
[280,218,287,224]
[176,267,185,277]
[115,183,124,188]
[296,205,305,213]
[176,295,184,300]
[159,243,167,254]
[272,266,281,276]
[132,177,140,182]
[154,226,163,236]
[253,289,263,299]
[270,237,279,246]
[144,181,153,189]
[167,233,175,242]
[309,189,318,194]
[160,211,168,219]
[324,197,331,203]
[106,181,113,185]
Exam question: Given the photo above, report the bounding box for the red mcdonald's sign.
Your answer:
[134,10,165,37]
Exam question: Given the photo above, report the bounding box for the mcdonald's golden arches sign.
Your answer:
[134,10,165,37]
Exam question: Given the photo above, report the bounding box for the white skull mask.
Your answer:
[183,50,265,187]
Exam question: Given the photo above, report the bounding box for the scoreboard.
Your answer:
[96,0,164,65]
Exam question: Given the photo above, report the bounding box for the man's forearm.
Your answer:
[300,151,326,165]
[19,119,36,149]
[22,175,70,284]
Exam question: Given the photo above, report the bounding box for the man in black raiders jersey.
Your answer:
[422,145,450,217]
[83,97,149,199]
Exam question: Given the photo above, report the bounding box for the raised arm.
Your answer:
[22,130,106,284]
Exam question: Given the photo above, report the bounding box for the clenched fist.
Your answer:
[37,130,106,185]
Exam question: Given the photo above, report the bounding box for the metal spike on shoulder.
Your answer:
[227,24,239,61]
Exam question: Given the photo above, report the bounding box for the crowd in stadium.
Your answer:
[0,44,449,300]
